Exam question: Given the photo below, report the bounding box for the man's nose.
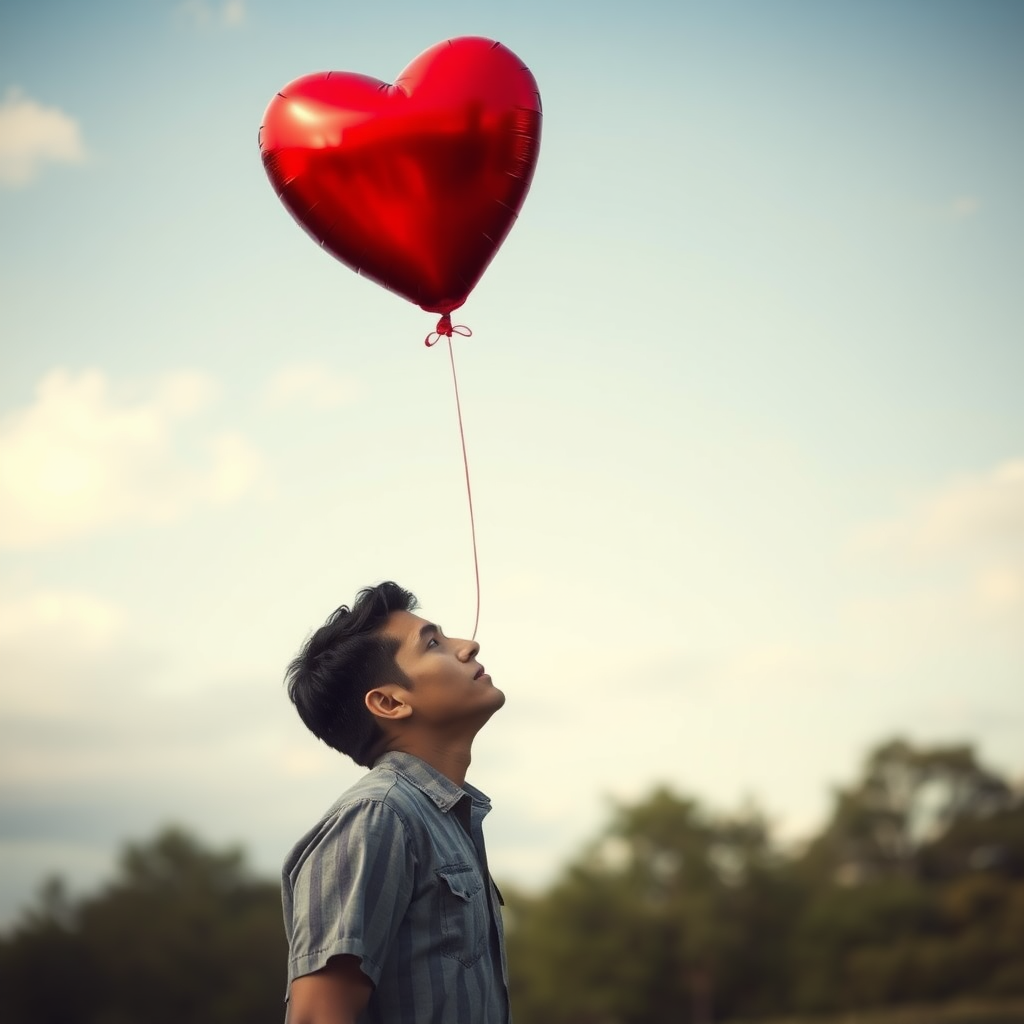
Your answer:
[457,638,480,661]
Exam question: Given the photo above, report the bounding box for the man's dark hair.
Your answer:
[285,581,418,767]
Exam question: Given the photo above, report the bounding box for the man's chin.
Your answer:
[482,686,507,715]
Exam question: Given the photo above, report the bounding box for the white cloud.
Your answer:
[0,590,127,720]
[0,582,282,789]
[0,368,264,549]
[947,195,981,220]
[0,583,298,880]
[715,642,827,694]
[858,459,1024,559]
[0,88,86,188]
[849,459,1024,648]
[264,363,359,411]
[178,0,246,28]
[973,565,1023,612]
[223,0,246,25]
[205,431,265,501]
[0,591,124,651]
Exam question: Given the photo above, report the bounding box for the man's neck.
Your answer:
[384,736,473,788]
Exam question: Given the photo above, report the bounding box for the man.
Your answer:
[281,581,510,1024]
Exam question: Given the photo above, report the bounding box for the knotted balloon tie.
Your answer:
[426,318,481,641]
[424,312,473,347]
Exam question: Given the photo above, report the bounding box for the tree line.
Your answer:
[504,738,1024,1023]
[1,737,1022,1024]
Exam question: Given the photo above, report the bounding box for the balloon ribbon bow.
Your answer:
[425,313,473,347]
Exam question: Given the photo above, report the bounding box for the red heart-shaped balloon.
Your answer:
[259,37,542,315]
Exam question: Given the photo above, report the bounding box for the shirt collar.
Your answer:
[373,751,491,814]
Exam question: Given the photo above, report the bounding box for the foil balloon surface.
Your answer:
[259,37,543,315]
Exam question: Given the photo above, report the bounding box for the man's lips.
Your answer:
[473,665,487,680]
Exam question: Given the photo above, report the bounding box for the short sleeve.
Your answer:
[285,798,415,987]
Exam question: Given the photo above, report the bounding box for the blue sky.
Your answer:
[1,0,1022,924]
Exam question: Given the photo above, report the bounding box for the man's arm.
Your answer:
[285,954,373,1024]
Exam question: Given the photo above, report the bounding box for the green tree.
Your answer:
[802,738,1014,882]
[0,876,99,1024]
[791,739,1023,1013]
[505,738,1024,1022]
[506,788,797,1024]
[0,827,286,1024]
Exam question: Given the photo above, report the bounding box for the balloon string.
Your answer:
[443,333,481,641]
[424,315,480,640]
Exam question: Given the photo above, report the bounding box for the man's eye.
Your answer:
[426,638,439,649]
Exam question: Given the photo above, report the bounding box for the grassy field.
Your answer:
[745,1001,1024,1024]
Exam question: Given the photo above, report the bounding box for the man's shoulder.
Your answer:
[333,753,462,818]
[342,760,437,805]
[282,766,420,878]
[308,764,428,835]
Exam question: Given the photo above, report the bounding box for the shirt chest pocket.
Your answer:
[437,863,490,967]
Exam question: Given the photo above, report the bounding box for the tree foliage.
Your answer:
[506,738,1024,1023]
[0,828,286,1024]
[801,738,1014,881]
[505,789,798,1024]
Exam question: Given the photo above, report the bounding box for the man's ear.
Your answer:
[365,686,413,722]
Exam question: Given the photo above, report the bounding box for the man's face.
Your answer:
[380,610,505,728]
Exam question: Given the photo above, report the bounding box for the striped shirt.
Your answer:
[281,751,511,1023]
